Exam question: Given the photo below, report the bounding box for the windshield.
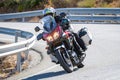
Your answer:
[41,15,57,33]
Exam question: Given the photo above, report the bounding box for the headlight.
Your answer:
[46,31,60,42]
[46,35,53,42]
[53,32,59,40]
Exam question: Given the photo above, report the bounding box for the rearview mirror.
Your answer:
[34,26,40,32]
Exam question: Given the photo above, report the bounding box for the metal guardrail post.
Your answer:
[15,31,22,72]
[24,47,29,60]
[22,17,25,22]
[91,13,95,23]
[115,14,119,23]
[24,36,29,60]
[0,27,35,73]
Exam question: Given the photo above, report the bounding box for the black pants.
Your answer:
[72,32,87,51]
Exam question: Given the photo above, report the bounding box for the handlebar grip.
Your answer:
[37,33,43,40]
[35,26,40,32]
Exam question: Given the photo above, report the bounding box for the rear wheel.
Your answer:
[55,48,73,73]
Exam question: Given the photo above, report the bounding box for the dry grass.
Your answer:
[0,52,31,79]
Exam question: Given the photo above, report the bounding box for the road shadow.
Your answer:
[23,70,66,80]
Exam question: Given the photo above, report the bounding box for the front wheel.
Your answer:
[55,48,73,73]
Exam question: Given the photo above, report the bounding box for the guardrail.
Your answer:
[0,27,36,72]
[0,8,120,23]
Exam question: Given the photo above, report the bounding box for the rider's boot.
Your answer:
[47,50,59,64]
[77,62,84,68]
[79,52,86,62]
[73,32,87,51]
[49,54,59,64]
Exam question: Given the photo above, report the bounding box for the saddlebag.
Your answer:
[78,27,92,46]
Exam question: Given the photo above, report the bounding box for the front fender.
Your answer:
[54,44,65,51]
[54,45,73,73]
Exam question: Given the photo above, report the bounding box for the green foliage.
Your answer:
[101,2,109,7]
[18,4,24,12]
[77,0,96,8]
[4,0,17,7]
[52,0,69,8]
[0,0,45,13]
[104,0,113,3]
[0,0,119,13]
[0,2,4,7]
[17,0,42,11]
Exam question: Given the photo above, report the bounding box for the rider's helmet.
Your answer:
[60,18,70,31]
[60,12,67,18]
[43,7,56,16]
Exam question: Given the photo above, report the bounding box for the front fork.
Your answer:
[55,43,80,65]
[54,43,70,59]
[47,43,70,63]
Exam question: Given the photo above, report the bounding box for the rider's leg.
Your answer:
[47,50,59,64]
[73,33,87,51]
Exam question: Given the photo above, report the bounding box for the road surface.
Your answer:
[0,22,120,80]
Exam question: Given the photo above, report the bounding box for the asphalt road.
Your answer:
[0,22,120,80]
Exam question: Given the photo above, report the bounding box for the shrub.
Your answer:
[77,0,96,8]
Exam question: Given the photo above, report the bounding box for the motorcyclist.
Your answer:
[36,7,57,40]
[35,7,86,66]
[59,12,87,52]
[59,13,86,68]
[35,7,59,63]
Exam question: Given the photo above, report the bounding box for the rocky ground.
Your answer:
[0,42,42,79]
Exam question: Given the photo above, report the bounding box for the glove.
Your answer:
[35,26,40,32]
[37,33,43,40]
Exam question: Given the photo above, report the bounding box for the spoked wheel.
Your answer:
[55,48,74,73]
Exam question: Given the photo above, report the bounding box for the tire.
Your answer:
[55,49,73,73]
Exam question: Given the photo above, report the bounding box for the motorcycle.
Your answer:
[35,23,87,73]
